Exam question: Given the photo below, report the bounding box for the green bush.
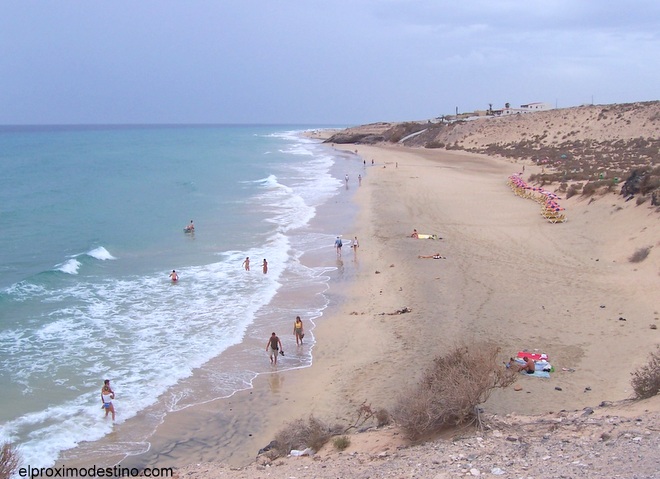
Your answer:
[332,435,351,451]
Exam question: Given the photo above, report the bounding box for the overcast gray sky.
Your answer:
[1,1,658,125]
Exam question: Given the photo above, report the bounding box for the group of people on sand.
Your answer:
[411,228,447,260]
[265,315,305,366]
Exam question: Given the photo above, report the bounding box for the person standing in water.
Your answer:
[265,332,283,365]
[335,236,343,256]
[101,379,116,421]
[185,220,194,232]
[242,257,250,271]
[262,259,268,274]
[293,316,304,345]
[169,270,179,282]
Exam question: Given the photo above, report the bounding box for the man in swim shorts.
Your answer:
[518,356,536,374]
[265,332,283,365]
[169,270,179,281]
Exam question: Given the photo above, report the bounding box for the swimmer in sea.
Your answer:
[169,270,179,281]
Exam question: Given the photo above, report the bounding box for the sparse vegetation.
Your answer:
[375,408,391,427]
[327,102,660,199]
[332,435,351,451]
[1,443,20,479]
[629,246,652,263]
[631,346,660,399]
[343,401,388,433]
[566,184,582,199]
[392,343,516,441]
[271,415,341,457]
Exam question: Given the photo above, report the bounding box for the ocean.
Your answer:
[0,124,364,467]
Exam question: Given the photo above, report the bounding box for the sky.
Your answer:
[0,1,658,125]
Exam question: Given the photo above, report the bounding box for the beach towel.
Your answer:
[511,358,552,378]
[517,351,548,361]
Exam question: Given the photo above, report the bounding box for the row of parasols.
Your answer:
[507,174,567,223]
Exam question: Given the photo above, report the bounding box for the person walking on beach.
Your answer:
[242,257,250,271]
[293,316,304,345]
[358,174,362,186]
[334,236,343,256]
[262,259,268,274]
[101,379,116,421]
[169,270,179,282]
[266,332,283,365]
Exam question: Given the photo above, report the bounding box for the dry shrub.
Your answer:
[272,415,339,456]
[629,246,651,263]
[566,184,582,198]
[392,343,516,440]
[1,443,20,479]
[631,346,660,399]
[343,401,389,433]
[332,435,351,451]
[375,408,391,427]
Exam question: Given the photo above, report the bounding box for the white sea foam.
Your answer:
[55,258,81,275]
[0,126,350,468]
[86,246,116,260]
[0,235,293,466]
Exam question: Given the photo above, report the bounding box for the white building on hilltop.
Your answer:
[493,102,553,116]
[520,102,553,111]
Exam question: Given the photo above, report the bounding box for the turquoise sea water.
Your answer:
[0,125,363,467]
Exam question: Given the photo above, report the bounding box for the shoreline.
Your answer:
[57,136,367,469]
[64,139,659,471]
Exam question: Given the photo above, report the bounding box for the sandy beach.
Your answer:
[102,133,660,475]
